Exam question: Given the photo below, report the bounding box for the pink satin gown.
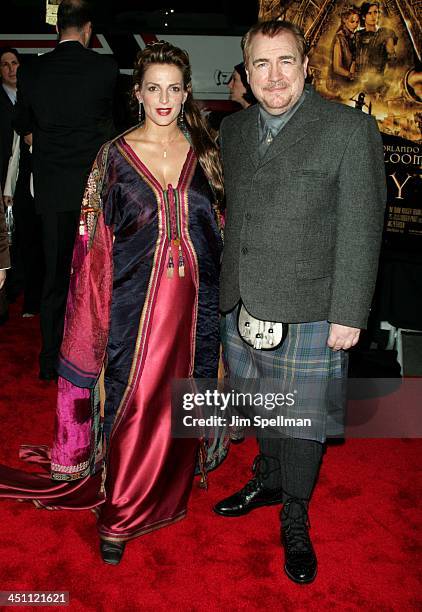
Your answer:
[98,238,198,541]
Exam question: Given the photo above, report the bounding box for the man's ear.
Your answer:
[85,22,92,39]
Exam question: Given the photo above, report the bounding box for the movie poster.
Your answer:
[46,0,61,26]
[259,0,422,247]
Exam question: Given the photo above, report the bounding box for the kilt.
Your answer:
[221,307,348,443]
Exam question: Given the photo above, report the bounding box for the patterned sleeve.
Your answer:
[56,143,114,388]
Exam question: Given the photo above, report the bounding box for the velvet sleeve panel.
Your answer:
[57,144,114,388]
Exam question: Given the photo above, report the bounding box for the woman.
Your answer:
[206,62,256,134]
[355,2,397,93]
[0,41,224,565]
[327,5,360,92]
[228,62,257,109]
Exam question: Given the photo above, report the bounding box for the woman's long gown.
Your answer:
[0,134,223,542]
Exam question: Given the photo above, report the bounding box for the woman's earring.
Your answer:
[138,101,143,122]
[178,103,184,126]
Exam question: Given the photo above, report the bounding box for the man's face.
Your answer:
[365,5,380,28]
[246,31,308,115]
[0,52,19,88]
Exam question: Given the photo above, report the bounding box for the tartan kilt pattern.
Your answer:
[221,308,348,442]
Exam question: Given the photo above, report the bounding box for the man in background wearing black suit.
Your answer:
[0,48,19,189]
[0,47,21,323]
[1,47,43,320]
[14,0,118,379]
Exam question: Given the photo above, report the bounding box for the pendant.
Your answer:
[254,333,263,350]
[163,150,167,159]
[244,321,250,339]
[254,319,263,349]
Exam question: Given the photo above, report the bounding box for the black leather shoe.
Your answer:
[229,432,245,445]
[230,436,245,445]
[38,368,58,381]
[213,455,283,517]
[281,498,317,584]
[100,540,126,565]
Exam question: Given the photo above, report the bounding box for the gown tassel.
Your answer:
[178,244,185,278]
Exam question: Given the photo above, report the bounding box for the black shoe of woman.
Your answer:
[100,539,126,565]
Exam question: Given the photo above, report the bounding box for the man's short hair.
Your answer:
[57,0,92,32]
[242,20,308,67]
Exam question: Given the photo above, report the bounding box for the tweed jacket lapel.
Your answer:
[240,105,261,168]
[260,87,321,166]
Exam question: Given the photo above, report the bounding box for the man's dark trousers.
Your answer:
[39,210,79,371]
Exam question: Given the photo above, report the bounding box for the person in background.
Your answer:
[206,62,257,134]
[327,5,360,91]
[0,183,10,294]
[3,116,43,319]
[355,2,397,94]
[0,47,19,189]
[13,0,118,380]
[0,47,22,322]
[228,62,257,109]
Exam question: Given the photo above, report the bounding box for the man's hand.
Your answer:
[3,196,13,207]
[24,133,33,147]
[0,270,6,290]
[327,323,360,351]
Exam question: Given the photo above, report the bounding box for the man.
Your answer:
[355,2,397,96]
[214,21,386,584]
[0,47,21,322]
[14,0,118,379]
[0,47,20,187]
[1,47,44,319]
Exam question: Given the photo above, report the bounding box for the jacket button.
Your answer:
[241,247,248,255]
[245,213,251,220]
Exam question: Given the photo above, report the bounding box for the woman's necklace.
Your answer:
[140,126,182,159]
[161,133,181,159]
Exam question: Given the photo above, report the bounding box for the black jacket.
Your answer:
[0,86,15,190]
[14,41,118,213]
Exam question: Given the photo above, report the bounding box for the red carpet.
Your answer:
[0,303,421,611]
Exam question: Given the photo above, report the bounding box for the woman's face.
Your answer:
[365,5,380,28]
[344,13,360,32]
[137,63,187,127]
[228,69,247,104]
